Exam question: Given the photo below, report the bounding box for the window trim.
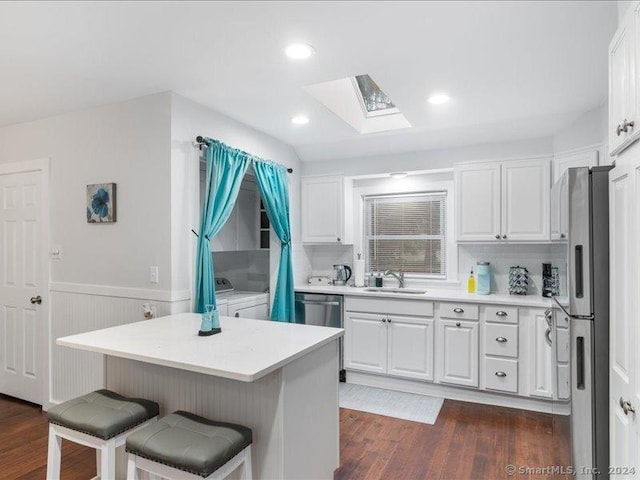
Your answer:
[363,191,447,279]
[350,171,457,284]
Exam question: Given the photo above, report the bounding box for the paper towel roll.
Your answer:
[354,258,365,287]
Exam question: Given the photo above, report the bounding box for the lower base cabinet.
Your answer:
[345,309,434,380]
[437,319,479,387]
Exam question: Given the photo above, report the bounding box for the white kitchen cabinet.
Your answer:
[526,309,554,399]
[609,8,637,156]
[387,315,434,381]
[344,312,387,374]
[301,175,353,244]
[455,162,502,241]
[437,319,479,388]
[501,159,551,242]
[208,176,260,252]
[455,158,551,242]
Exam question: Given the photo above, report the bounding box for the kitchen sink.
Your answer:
[363,287,427,295]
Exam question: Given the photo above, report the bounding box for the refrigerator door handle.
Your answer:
[576,336,585,390]
[574,245,584,298]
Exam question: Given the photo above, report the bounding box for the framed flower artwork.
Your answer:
[87,183,116,223]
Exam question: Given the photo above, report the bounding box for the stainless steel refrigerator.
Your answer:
[552,166,611,479]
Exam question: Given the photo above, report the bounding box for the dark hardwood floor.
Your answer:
[1,393,570,480]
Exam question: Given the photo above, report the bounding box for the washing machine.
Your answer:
[214,277,270,320]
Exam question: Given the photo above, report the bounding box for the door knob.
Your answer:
[30,296,42,305]
[620,397,636,415]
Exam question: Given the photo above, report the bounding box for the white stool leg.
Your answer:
[96,448,102,478]
[242,446,253,480]
[46,425,62,480]
[100,440,116,480]
[126,453,139,480]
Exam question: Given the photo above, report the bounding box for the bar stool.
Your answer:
[125,410,253,480]
[46,389,159,480]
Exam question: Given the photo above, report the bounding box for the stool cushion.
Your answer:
[47,389,159,440]
[126,411,252,478]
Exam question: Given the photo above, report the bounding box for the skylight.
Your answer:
[304,75,411,134]
[354,75,399,117]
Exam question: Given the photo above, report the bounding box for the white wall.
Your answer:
[169,93,308,305]
[0,93,173,290]
[552,104,607,154]
[300,137,553,177]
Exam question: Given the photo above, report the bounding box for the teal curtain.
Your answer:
[253,161,295,322]
[194,140,250,313]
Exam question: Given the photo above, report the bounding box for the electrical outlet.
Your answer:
[149,266,159,284]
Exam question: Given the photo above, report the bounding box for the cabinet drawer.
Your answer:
[346,297,434,317]
[484,323,518,358]
[439,302,478,320]
[484,357,518,393]
[483,305,518,324]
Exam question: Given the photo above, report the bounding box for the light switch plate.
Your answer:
[150,266,159,284]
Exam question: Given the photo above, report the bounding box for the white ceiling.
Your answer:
[0,1,617,162]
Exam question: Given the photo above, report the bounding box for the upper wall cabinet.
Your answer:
[609,4,638,156]
[301,175,353,244]
[455,158,551,242]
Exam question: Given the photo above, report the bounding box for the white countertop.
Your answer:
[57,313,343,383]
[295,284,565,308]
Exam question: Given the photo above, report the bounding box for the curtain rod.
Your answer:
[196,136,293,173]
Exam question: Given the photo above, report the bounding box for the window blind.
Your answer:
[364,192,446,277]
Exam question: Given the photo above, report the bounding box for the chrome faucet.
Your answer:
[384,270,405,288]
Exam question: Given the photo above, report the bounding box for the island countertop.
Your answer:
[57,313,344,383]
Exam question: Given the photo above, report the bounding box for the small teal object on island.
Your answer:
[199,304,221,336]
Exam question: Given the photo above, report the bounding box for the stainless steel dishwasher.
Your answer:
[294,292,345,382]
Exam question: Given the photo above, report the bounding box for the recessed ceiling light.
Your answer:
[285,43,315,60]
[428,93,450,105]
[390,172,408,179]
[291,115,310,125]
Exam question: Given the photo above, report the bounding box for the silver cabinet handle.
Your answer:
[234,312,239,318]
[387,318,392,323]
[495,234,500,240]
[382,317,387,323]
[337,237,341,242]
[299,300,341,306]
[30,296,42,305]
[560,233,566,238]
[495,371,507,378]
[496,311,507,317]
[544,327,553,346]
[502,235,507,239]
[496,336,507,343]
[453,308,464,313]
[620,397,636,415]
[455,322,461,327]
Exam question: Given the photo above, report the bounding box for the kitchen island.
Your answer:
[57,313,344,480]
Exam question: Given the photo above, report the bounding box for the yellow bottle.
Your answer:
[467,269,476,294]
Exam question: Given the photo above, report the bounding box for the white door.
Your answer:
[501,159,551,241]
[609,12,636,156]
[609,158,639,476]
[0,170,43,404]
[454,163,501,242]
[526,309,554,399]
[301,176,344,244]
[387,315,433,381]
[437,319,478,387]
[344,312,387,374]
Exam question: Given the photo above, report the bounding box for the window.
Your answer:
[364,192,446,277]
[353,74,400,118]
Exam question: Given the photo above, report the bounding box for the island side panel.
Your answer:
[106,356,284,479]
[282,340,340,479]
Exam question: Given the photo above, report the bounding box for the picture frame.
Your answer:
[87,183,117,223]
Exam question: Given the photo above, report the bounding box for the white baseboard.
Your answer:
[50,282,191,302]
[347,371,571,415]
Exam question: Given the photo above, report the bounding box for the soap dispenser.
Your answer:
[467,268,476,294]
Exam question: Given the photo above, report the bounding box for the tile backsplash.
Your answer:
[458,243,567,296]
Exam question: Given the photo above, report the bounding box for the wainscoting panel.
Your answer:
[106,356,284,479]
[50,291,180,405]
